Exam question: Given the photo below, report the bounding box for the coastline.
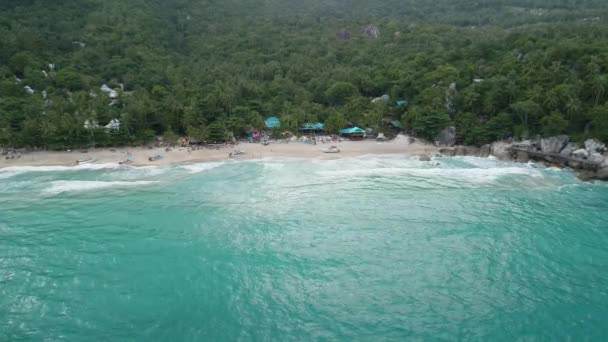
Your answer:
[0,140,439,169]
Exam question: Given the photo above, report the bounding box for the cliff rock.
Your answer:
[588,153,605,164]
[597,168,608,180]
[439,148,455,156]
[540,135,569,154]
[572,149,589,159]
[479,144,491,157]
[491,141,513,160]
[585,139,606,154]
[560,142,578,157]
[454,146,467,156]
[516,151,530,162]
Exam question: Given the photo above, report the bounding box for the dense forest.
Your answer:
[1,0,608,148]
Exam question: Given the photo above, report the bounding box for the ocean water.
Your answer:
[1,156,608,340]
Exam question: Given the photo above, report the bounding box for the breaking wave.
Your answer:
[0,163,122,178]
[44,180,158,194]
[179,162,224,173]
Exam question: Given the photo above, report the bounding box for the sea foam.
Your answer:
[44,180,158,194]
[179,162,224,174]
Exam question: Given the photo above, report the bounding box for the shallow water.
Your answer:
[1,156,608,340]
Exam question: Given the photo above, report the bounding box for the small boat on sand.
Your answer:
[76,158,95,165]
[148,154,163,162]
[322,146,340,153]
[119,158,132,165]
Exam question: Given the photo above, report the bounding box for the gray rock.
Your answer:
[585,139,606,154]
[572,149,589,159]
[588,153,605,164]
[419,155,431,161]
[454,146,467,156]
[436,127,456,147]
[560,142,578,157]
[577,170,597,181]
[597,167,608,180]
[516,151,530,162]
[567,160,582,169]
[491,141,513,160]
[439,148,455,156]
[466,146,480,156]
[512,139,539,152]
[479,144,491,157]
[540,135,569,154]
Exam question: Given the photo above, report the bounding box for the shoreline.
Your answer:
[0,140,439,169]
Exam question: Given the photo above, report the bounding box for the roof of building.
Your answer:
[339,127,366,134]
[301,122,324,130]
[265,116,281,128]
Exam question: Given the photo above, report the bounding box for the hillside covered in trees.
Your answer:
[2,0,608,148]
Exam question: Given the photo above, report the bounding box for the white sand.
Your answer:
[0,140,438,168]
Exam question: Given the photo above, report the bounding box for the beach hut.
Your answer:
[265,116,281,129]
[339,127,366,140]
[396,100,409,107]
[301,122,325,134]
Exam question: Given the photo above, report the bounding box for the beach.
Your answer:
[0,139,439,168]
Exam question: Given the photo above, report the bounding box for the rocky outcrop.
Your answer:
[439,148,455,156]
[560,142,578,157]
[597,168,608,180]
[454,146,467,156]
[516,151,530,162]
[491,141,513,160]
[588,153,605,163]
[585,139,606,154]
[363,25,380,39]
[466,146,480,156]
[572,149,589,159]
[436,127,456,147]
[540,135,569,154]
[479,144,491,157]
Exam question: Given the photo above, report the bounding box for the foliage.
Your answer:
[1,0,608,148]
[412,113,451,141]
[541,112,569,136]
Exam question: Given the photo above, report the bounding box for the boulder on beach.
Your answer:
[597,167,608,180]
[540,135,569,154]
[436,126,456,147]
[479,144,491,157]
[585,139,606,154]
[577,170,597,181]
[572,149,589,159]
[419,154,431,161]
[516,151,530,162]
[560,142,578,157]
[491,141,512,160]
[454,146,467,156]
[588,153,605,164]
[439,148,455,156]
[466,146,480,156]
[567,160,582,169]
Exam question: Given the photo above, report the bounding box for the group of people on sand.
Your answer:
[2,150,21,160]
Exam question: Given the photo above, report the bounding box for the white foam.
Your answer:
[318,166,541,183]
[179,162,224,174]
[0,163,121,177]
[44,180,157,194]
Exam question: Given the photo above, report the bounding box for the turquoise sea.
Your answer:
[1,156,608,340]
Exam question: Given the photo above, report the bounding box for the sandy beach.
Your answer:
[0,139,438,168]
